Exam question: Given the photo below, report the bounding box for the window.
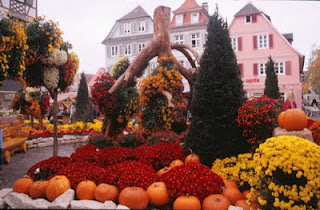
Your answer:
[245,15,252,23]
[124,44,131,55]
[191,33,201,48]
[191,13,199,24]
[124,23,131,34]
[176,15,183,26]
[231,37,238,51]
[258,34,268,49]
[138,43,145,52]
[111,46,118,57]
[174,35,184,44]
[274,61,285,75]
[138,21,145,32]
[259,62,267,75]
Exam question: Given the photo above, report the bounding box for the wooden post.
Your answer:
[39,115,44,130]
[104,119,111,136]
[31,115,34,128]
[53,90,58,156]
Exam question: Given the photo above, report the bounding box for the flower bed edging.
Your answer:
[26,135,89,148]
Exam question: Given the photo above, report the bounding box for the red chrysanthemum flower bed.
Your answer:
[70,150,106,167]
[132,142,185,171]
[160,163,224,201]
[146,130,182,145]
[74,144,99,153]
[100,146,134,167]
[115,131,146,148]
[99,160,158,191]
[309,120,320,145]
[27,156,70,181]
[54,161,105,189]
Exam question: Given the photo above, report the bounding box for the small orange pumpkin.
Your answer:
[119,187,149,209]
[277,111,285,128]
[173,195,201,210]
[94,183,119,202]
[13,177,34,194]
[222,178,238,189]
[282,109,307,131]
[242,190,257,203]
[76,180,96,200]
[202,194,231,210]
[157,167,171,177]
[235,199,260,210]
[29,180,49,199]
[185,153,200,164]
[222,187,244,205]
[169,160,184,168]
[147,182,170,207]
[46,175,71,202]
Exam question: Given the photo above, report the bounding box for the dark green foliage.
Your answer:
[183,7,250,166]
[88,132,114,148]
[264,56,280,99]
[74,72,91,122]
[115,132,146,148]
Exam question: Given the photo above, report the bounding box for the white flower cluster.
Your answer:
[25,87,39,102]
[41,49,67,66]
[43,67,59,90]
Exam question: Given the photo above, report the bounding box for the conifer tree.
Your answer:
[183,7,250,166]
[74,72,90,122]
[264,56,280,99]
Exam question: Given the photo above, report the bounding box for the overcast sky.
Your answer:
[38,0,320,75]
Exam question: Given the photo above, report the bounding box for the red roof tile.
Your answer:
[173,0,201,13]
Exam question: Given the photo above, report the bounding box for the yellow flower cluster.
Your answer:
[111,56,128,77]
[45,120,102,134]
[252,135,320,209]
[70,52,79,72]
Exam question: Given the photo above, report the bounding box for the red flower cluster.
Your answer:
[25,51,40,66]
[146,130,182,145]
[40,93,50,116]
[309,120,320,145]
[236,95,280,149]
[27,156,70,181]
[160,163,224,201]
[74,144,99,153]
[91,73,116,115]
[62,57,75,84]
[70,150,106,167]
[55,161,105,189]
[132,142,185,171]
[99,160,158,191]
[115,131,146,148]
[100,146,134,167]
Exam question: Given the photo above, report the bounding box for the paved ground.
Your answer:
[0,142,84,189]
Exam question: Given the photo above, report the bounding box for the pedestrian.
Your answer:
[0,128,3,170]
[281,91,297,112]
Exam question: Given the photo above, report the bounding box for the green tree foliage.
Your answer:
[74,72,91,122]
[305,47,320,94]
[264,56,280,99]
[183,7,250,166]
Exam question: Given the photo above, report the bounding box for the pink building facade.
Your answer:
[229,3,304,108]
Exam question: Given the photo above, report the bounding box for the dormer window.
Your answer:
[245,15,252,23]
[138,21,145,32]
[191,13,199,24]
[124,23,131,34]
[176,15,183,26]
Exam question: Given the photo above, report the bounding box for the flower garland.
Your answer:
[309,120,320,145]
[43,66,59,89]
[40,49,67,66]
[251,136,320,209]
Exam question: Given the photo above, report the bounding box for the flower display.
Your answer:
[70,150,107,168]
[146,130,182,145]
[160,163,224,201]
[74,144,99,153]
[111,56,130,80]
[236,95,280,149]
[99,160,158,191]
[251,136,320,209]
[88,132,114,148]
[27,156,70,181]
[43,66,59,89]
[59,52,79,91]
[100,146,134,167]
[309,120,320,145]
[115,131,146,148]
[40,49,67,66]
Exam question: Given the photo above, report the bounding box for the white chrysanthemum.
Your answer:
[41,49,67,66]
[43,67,59,90]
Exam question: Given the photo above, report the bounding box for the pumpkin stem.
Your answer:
[132,187,137,191]
[188,148,193,154]
[215,197,222,202]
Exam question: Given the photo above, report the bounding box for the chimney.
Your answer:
[202,2,208,13]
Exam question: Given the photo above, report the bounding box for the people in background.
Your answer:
[281,91,297,111]
[312,99,318,107]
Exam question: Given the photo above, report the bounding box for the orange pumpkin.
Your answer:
[222,187,244,205]
[29,180,49,199]
[202,194,231,210]
[13,177,34,194]
[222,178,238,189]
[170,160,184,168]
[173,195,201,210]
[235,199,260,210]
[94,183,119,202]
[157,167,171,177]
[282,109,307,131]
[147,182,170,207]
[119,187,149,209]
[185,153,200,164]
[46,175,71,202]
[277,111,285,128]
[242,190,257,203]
[76,180,96,200]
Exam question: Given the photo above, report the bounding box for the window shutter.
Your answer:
[132,43,137,55]
[238,37,242,51]
[239,63,244,77]
[132,22,137,33]
[252,14,257,23]
[120,23,124,35]
[285,61,291,75]
[253,36,257,50]
[253,63,258,76]
[119,44,123,56]
[106,46,111,57]
[145,20,149,32]
[269,34,273,49]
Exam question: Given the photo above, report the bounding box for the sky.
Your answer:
[38,0,320,75]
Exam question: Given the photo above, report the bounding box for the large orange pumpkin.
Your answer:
[76,180,96,200]
[277,111,285,128]
[282,109,307,131]
[119,187,149,209]
[222,178,238,189]
[235,199,260,210]
[173,195,201,210]
[157,167,171,177]
[94,183,119,202]
[147,182,170,207]
[46,175,71,202]
[185,153,200,164]
[202,194,231,210]
[29,180,49,199]
[170,160,184,168]
[222,187,244,205]
[13,177,34,194]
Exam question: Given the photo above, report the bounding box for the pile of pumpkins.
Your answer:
[11,153,260,210]
[278,108,309,131]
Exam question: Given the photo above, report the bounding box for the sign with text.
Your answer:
[245,78,260,84]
